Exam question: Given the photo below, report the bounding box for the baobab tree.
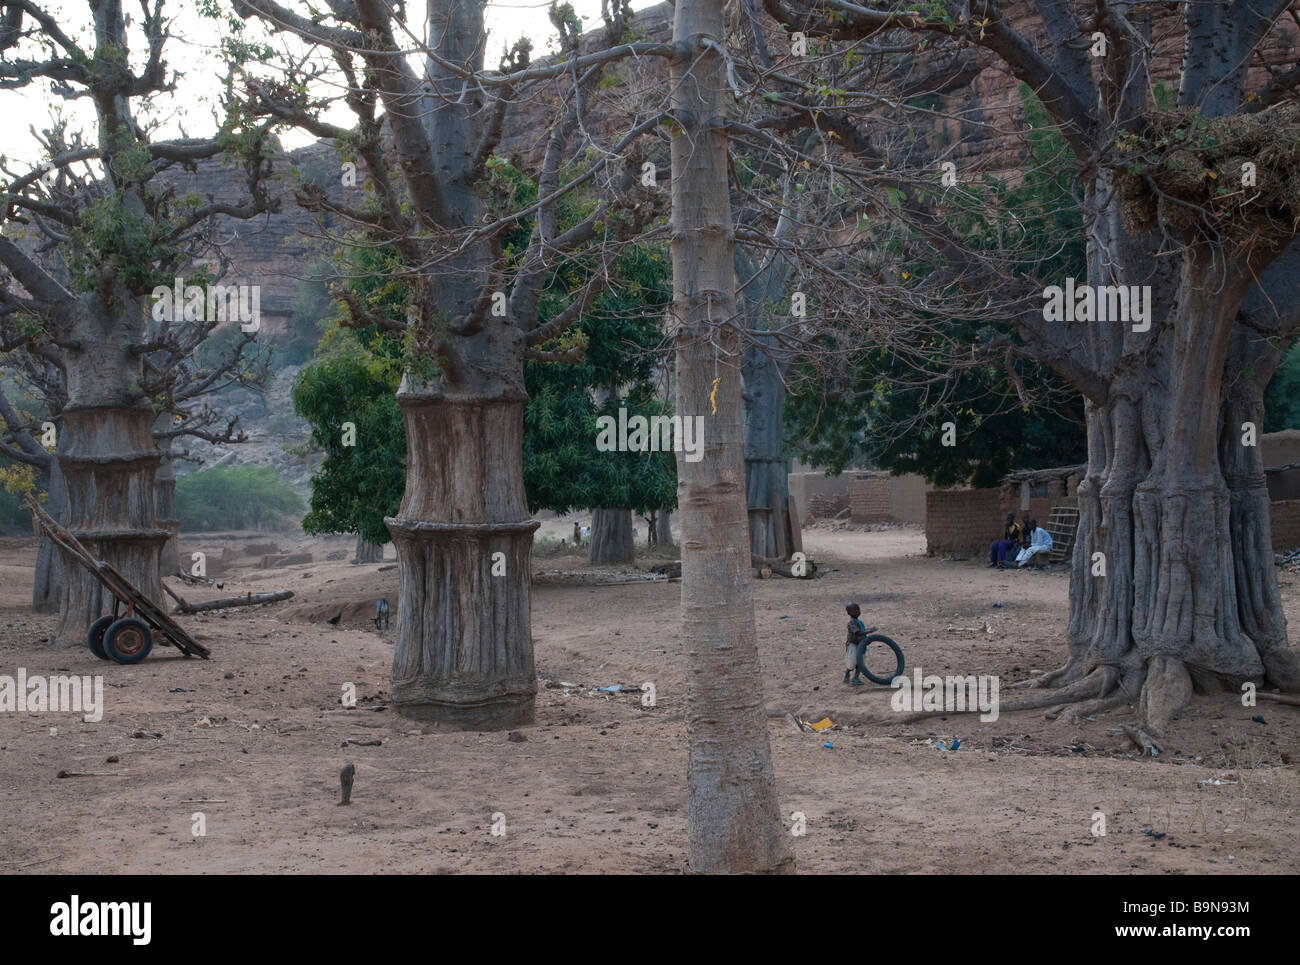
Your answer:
[0,324,264,611]
[0,0,278,643]
[236,0,668,727]
[762,0,1300,735]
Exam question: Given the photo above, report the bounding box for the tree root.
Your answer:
[1008,653,1086,690]
[1139,656,1193,736]
[1256,692,1300,707]
[1122,724,1163,756]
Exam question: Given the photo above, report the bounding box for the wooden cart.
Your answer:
[24,494,211,663]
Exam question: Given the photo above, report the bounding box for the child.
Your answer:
[842,603,875,686]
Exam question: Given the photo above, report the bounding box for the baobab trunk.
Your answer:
[670,0,792,873]
[1033,240,1300,732]
[648,508,675,547]
[386,377,538,730]
[382,0,539,729]
[589,507,635,563]
[155,445,180,575]
[32,456,65,613]
[53,293,166,647]
[1221,328,1300,691]
[742,339,791,559]
[353,536,385,563]
[738,249,793,559]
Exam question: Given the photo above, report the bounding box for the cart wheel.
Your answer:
[87,615,115,660]
[103,618,153,664]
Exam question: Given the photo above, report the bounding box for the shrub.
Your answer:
[175,464,304,532]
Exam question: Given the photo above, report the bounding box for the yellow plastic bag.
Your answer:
[809,717,833,732]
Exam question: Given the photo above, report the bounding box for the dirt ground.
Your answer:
[1,522,1296,874]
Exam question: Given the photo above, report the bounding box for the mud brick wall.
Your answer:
[925,489,1056,555]
[1270,500,1300,551]
[849,473,928,523]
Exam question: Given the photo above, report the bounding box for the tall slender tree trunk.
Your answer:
[589,507,635,563]
[53,293,165,647]
[670,0,792,873]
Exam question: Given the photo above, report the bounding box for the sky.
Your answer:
[1,0,662,166]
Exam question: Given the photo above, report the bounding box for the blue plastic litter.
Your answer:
[822,742,833,749]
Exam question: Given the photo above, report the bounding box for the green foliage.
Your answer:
[291,347,404,545]
[290,156,677,539]
[1265,341,1300,432]
[175,464,303,532]
[0,459,41,535]
[785,85,1087,486]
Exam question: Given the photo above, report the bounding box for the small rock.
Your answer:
[224,672,235,680]
[105,755,119,763]
[507,731,527,743]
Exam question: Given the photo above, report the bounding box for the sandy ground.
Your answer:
[1,522,1297,874]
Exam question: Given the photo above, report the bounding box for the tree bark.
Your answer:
[589,507,635,563]
[382,0,539,730]
[742,339,791,559]
[1042,232,1300,733]
[386,387,539,729]
[53,293,166,647]
[647,507,675,547]
[738,246,793,560]
[353,535,385,563]
[154,444,180,575]
[670,0,793,874]
[32,456,65,613]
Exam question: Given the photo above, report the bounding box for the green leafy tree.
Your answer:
[175,465,303,531]
[786,88,1087,486]
[293,241,675,542]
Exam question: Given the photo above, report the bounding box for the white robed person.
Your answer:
[1015,519,1053,567]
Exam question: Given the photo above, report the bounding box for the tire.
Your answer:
[87,615,115,660]
[103,618,153,664]
[856,633,904,685]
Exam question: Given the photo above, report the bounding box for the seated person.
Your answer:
[1014,520,1053,567]
[988,513,1024,568]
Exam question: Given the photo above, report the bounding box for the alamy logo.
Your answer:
[595,407,705,463]
[0,668,102,722]
[50,896,151,945]
[151,276,261,332]
[1042,277,1152,332]
[890,667,1000,722]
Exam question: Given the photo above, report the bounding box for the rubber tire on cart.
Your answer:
[87,615,115,660]
[103,618,153,664]
[856,633,905,685]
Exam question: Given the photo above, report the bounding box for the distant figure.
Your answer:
[581,525,590,542]
[1015,520,1053,567]
[374,598,390,631]
[988,513,1024,568]
[339,763,355,805]
[573,521,582,545]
